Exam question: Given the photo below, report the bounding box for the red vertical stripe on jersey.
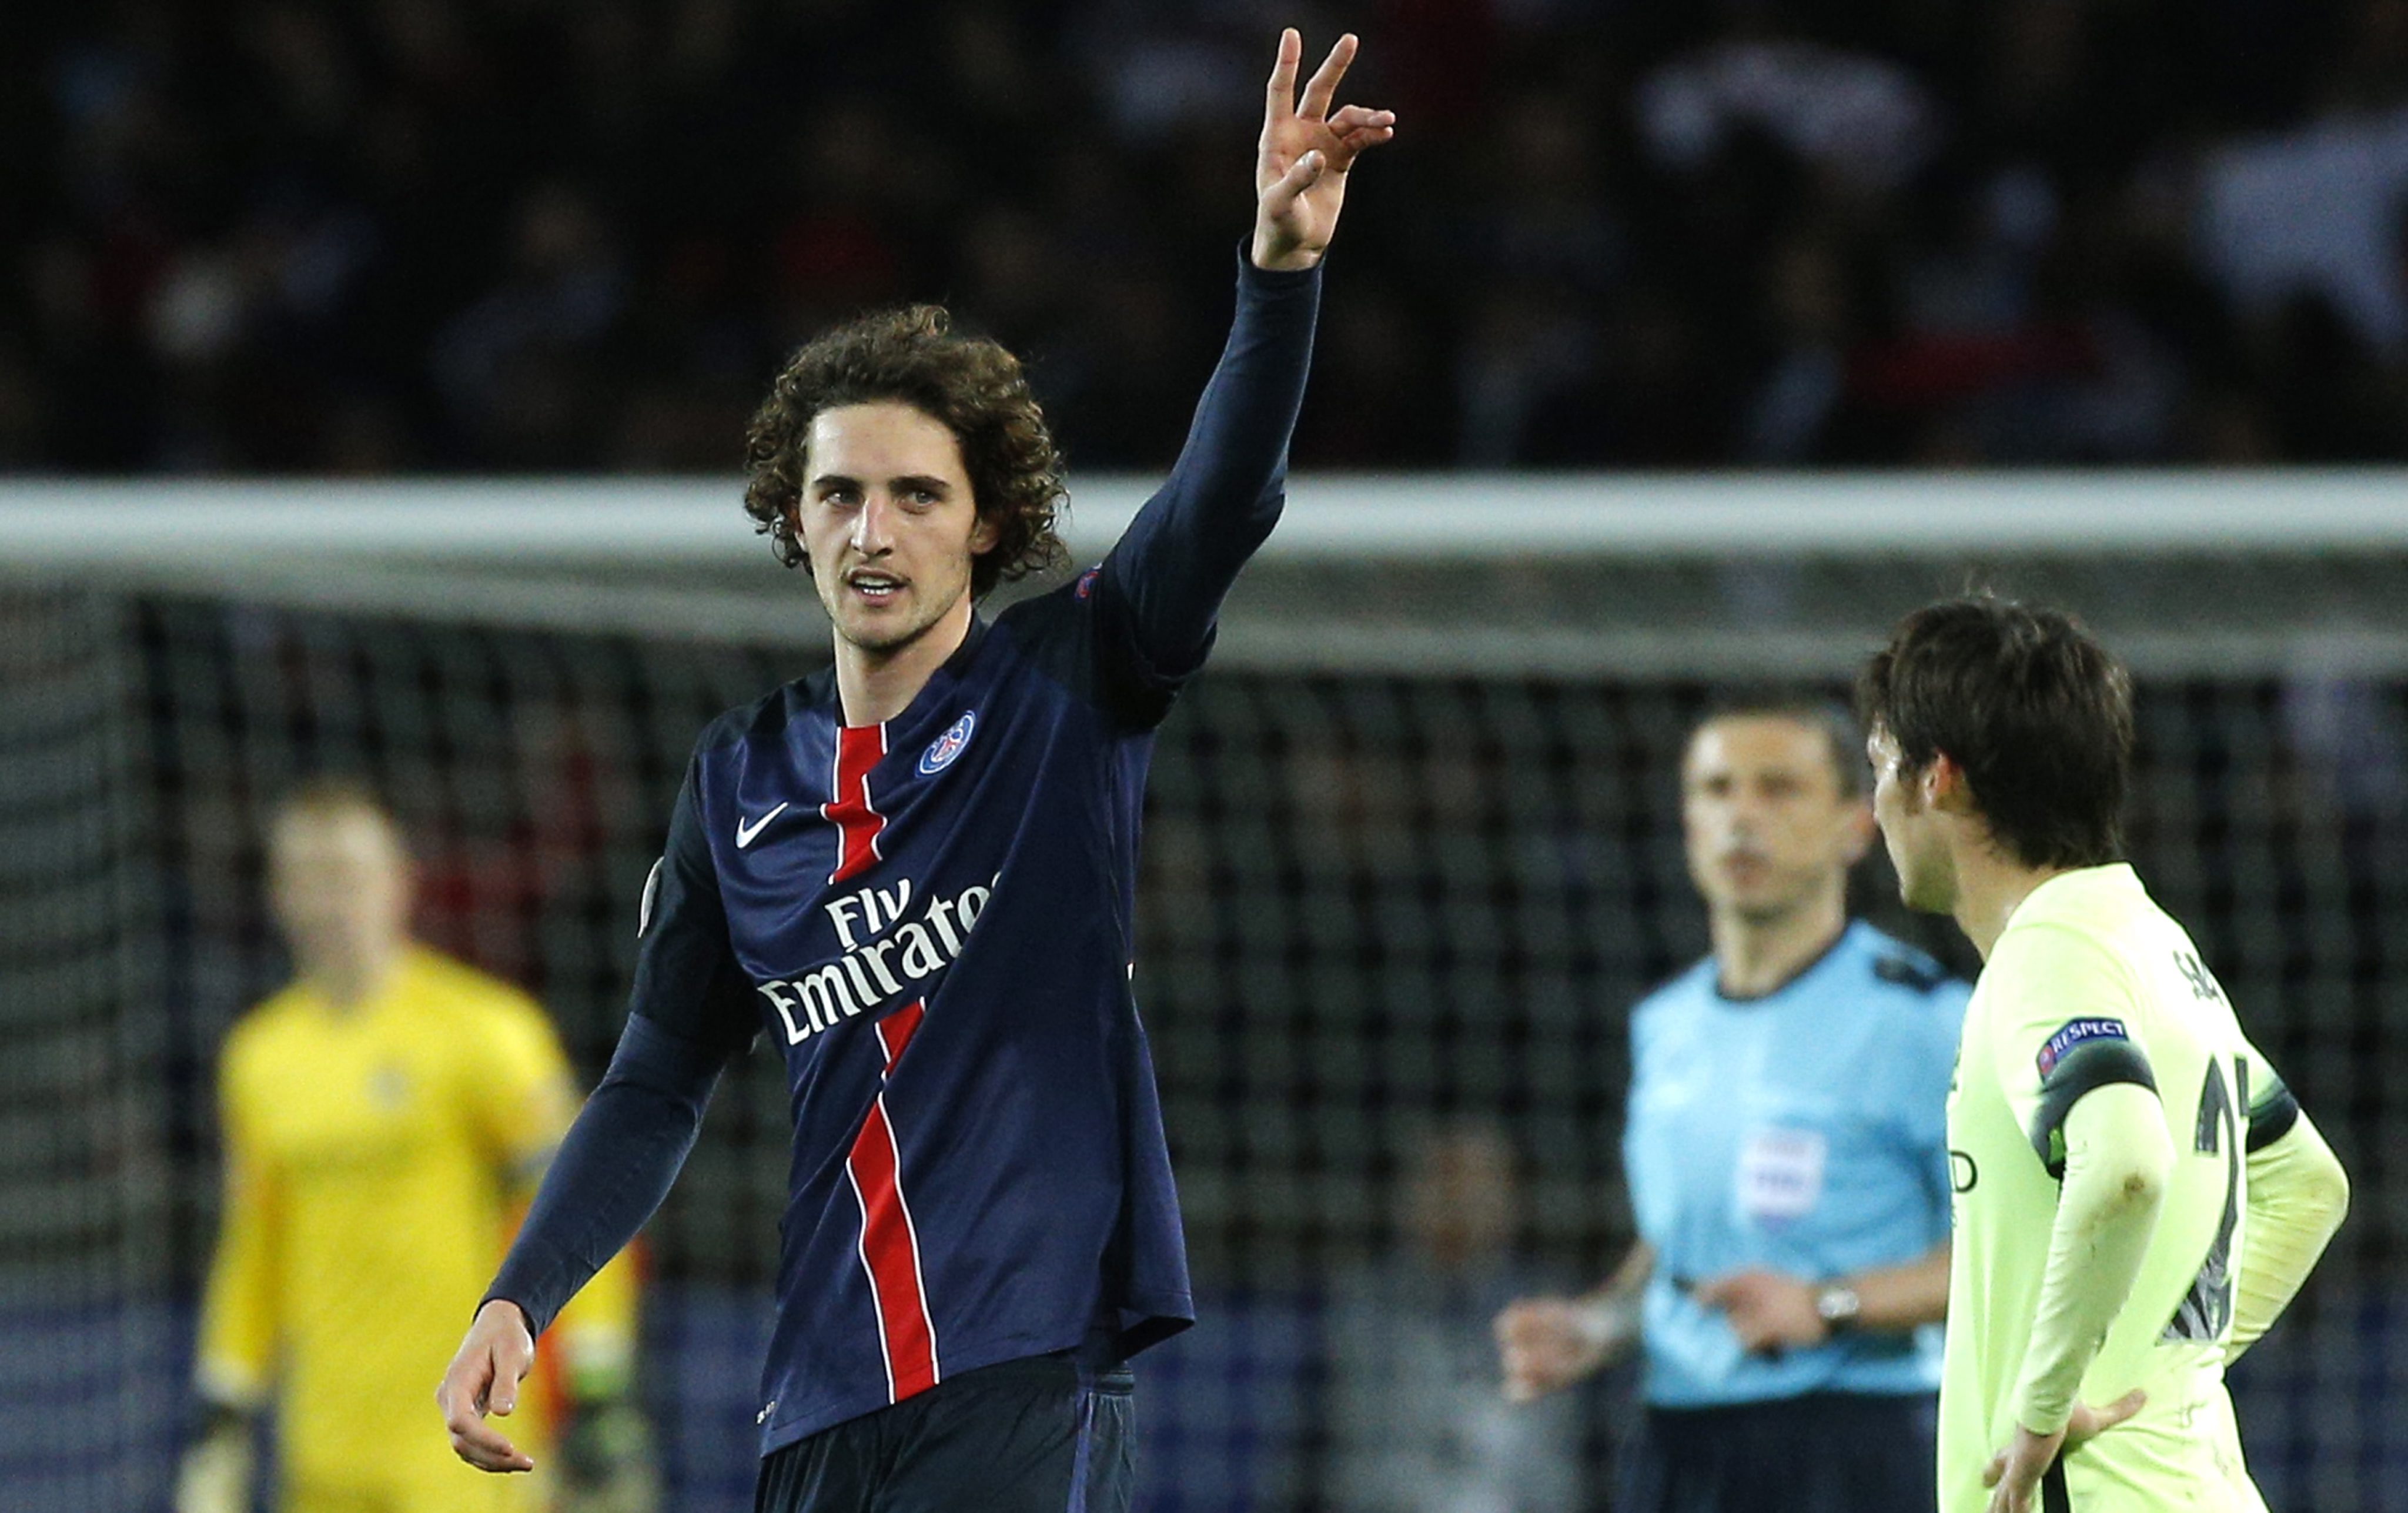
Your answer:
[822,724,888,884]
[874,1000,925,1070]
[846,999,937,1402]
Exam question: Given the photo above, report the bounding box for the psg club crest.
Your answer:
[919,711,976,775]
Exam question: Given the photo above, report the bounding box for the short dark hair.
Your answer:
[1856,595,2134,869]
[1691,688,1867,797]
[742,305,1069,597]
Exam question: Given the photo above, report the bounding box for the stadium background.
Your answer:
[5,2,2408,1511]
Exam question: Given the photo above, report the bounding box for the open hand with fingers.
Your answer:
[1253,29,1396,270]
[1494,1294,1638,1402]
[437,1298,541,1474]
[1693,1268,1828,1355]
[1981,1391,2147,1513]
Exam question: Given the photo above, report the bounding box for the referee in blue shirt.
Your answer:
[1496,693,1967,1513]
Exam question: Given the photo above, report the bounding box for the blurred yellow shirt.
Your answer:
[197,946,636,1512]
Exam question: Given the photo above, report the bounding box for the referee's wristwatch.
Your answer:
[1814,1282,1861,1334]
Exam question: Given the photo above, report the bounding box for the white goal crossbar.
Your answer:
[5,473,2405,676]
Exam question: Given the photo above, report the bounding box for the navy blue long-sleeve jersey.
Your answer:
[488,254,1319,1455]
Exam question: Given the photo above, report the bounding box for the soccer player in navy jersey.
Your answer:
[436,28,1393,1513]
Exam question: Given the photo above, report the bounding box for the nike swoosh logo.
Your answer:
[735,802,790,849]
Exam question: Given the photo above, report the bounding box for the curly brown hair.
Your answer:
[742,305,1068,597]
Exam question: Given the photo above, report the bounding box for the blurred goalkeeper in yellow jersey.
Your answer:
[177,781,654,1513]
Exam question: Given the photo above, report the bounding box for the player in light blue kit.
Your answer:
[1497,692,1967,1513]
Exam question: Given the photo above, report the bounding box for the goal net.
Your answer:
[1,479,2400,1512]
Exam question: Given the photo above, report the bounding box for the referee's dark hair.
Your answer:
[1856,594,2134,869]
[1691,688,1867,798]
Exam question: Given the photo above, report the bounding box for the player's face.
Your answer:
[795,402,999,659]
[1867,723,1953,913]
[270,807,412,977]
[1681,717,1871,923]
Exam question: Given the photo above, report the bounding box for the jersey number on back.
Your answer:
[2165,1056,2246,1342]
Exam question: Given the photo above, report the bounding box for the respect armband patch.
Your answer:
[2028,1016,2155,1178]
[2036,1017,2129,1077]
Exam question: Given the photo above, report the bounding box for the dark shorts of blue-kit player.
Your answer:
[754,1352,1136,1513]
[1616,1391,1936,1513]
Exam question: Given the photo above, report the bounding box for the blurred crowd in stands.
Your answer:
[15,0,2408,475]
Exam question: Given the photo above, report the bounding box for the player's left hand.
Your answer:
[437,1298,540,1473]
[1693,1268,1826,1355]
[1981,1390,2146,1513]
[1252,29,1396,271]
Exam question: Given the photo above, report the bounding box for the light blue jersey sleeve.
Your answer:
[1885,956,1969,1236]
[1621,923,1968,1407]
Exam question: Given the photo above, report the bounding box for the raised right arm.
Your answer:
[1090,32,1392,704]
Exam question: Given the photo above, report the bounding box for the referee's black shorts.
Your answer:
[753,1352,1136,1513]
[1616,1390,1937,1513]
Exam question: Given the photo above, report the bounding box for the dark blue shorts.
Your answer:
[1617,1390,1937,1513]
[752,1352,1135,1513]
